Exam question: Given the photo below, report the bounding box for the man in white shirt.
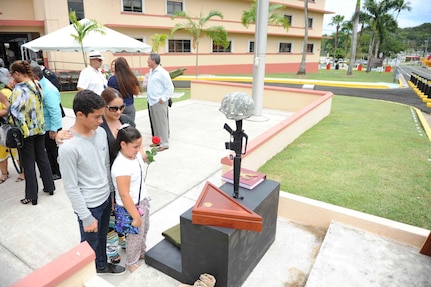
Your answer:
[77,50,107,95]
[146,53,174,151]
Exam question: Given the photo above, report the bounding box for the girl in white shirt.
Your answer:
[111,125,150,273]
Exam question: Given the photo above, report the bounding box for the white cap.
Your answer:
[88,50,104,60]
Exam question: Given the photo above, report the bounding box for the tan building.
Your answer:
[0,0,331,75]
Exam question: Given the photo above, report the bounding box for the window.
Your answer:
[68,0,84,20]
[167,0,183,15]
[284,15,292,26]
[212,41,231,53]
[168,39,191,53]
[123,0,143,13]
[306,43,314,53]
[308,18,313,28]
[248,41,255,53]
[279,42,292,53]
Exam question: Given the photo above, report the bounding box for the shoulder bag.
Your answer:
[0,119,23,149]
[114,157,144,234]
[0,119,23,174]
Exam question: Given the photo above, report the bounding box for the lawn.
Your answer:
[223,68,395,83]
[260,96,431,230]
[60,88,191,109]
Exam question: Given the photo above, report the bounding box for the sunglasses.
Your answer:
[106,105,126,112]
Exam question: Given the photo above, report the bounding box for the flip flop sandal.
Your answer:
[0,173,9,184]
[109,253,121,264]
[15,176,25,182]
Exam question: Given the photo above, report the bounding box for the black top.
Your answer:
[100,114,135,166]
[42,67,60,90]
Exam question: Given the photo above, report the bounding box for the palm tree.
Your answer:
[341,20,353,60]
[241,1,289,29]
[356,12,372,61]
[363,0,394,72]
[69,11,105,67]
[347,0,361,76]
[151,33,168,53]
[393,0,412,20]
[171,10,228,79]
[329,15,345,63]
[297,0,308,75]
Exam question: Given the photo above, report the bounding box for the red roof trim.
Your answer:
[0,19,44,27]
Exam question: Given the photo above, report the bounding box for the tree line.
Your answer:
[322,0,430,73]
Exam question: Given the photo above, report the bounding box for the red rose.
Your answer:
[152,136,161,145]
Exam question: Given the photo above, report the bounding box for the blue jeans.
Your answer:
[77,196,111,269]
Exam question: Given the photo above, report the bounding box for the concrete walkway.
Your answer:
[0,99,296,286]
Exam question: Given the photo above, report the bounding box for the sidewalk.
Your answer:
[0,99,294,286]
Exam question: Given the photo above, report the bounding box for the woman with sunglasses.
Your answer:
[100,87,135,166]
[107,57,140,122]
[100,87,135,264]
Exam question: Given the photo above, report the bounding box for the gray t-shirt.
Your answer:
[58,127,112,226]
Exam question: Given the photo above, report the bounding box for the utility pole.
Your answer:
[250,0,269,119]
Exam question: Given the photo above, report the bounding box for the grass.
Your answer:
[259,96,431,229]
[60,88,191,109]
[224,68,395,83]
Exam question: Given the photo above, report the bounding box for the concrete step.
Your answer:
[306,221,431,287]
[116,217,326,287]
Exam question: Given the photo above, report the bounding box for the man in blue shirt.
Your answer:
[146,53,174,152]
[31,65,63,180]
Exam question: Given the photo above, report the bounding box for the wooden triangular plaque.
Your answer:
[192,181,263,232]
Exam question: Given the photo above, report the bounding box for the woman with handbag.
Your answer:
[8,60,55,205]
[111,125,151,273]
[0,77,24,183]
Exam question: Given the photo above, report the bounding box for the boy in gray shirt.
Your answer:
[58,90,126,275]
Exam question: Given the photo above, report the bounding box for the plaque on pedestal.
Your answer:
[192,181,263,232]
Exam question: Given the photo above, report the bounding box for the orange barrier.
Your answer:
[11,242,96,287]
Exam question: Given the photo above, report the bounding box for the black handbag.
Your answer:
[0,121,23,174]
[0,123,23,148]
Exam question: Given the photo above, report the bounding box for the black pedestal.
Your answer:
[145,179,280,287]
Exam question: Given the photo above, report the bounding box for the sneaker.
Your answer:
[96,263,126,275]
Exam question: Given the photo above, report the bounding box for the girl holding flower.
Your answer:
[111,125,151,273]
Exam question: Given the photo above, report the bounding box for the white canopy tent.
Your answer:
[21,18,152,54]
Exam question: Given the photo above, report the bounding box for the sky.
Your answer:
[322,0,431,35]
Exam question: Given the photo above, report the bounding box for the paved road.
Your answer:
[397,65,431,80]
[313,84,431,114]
[174,66,431,114]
